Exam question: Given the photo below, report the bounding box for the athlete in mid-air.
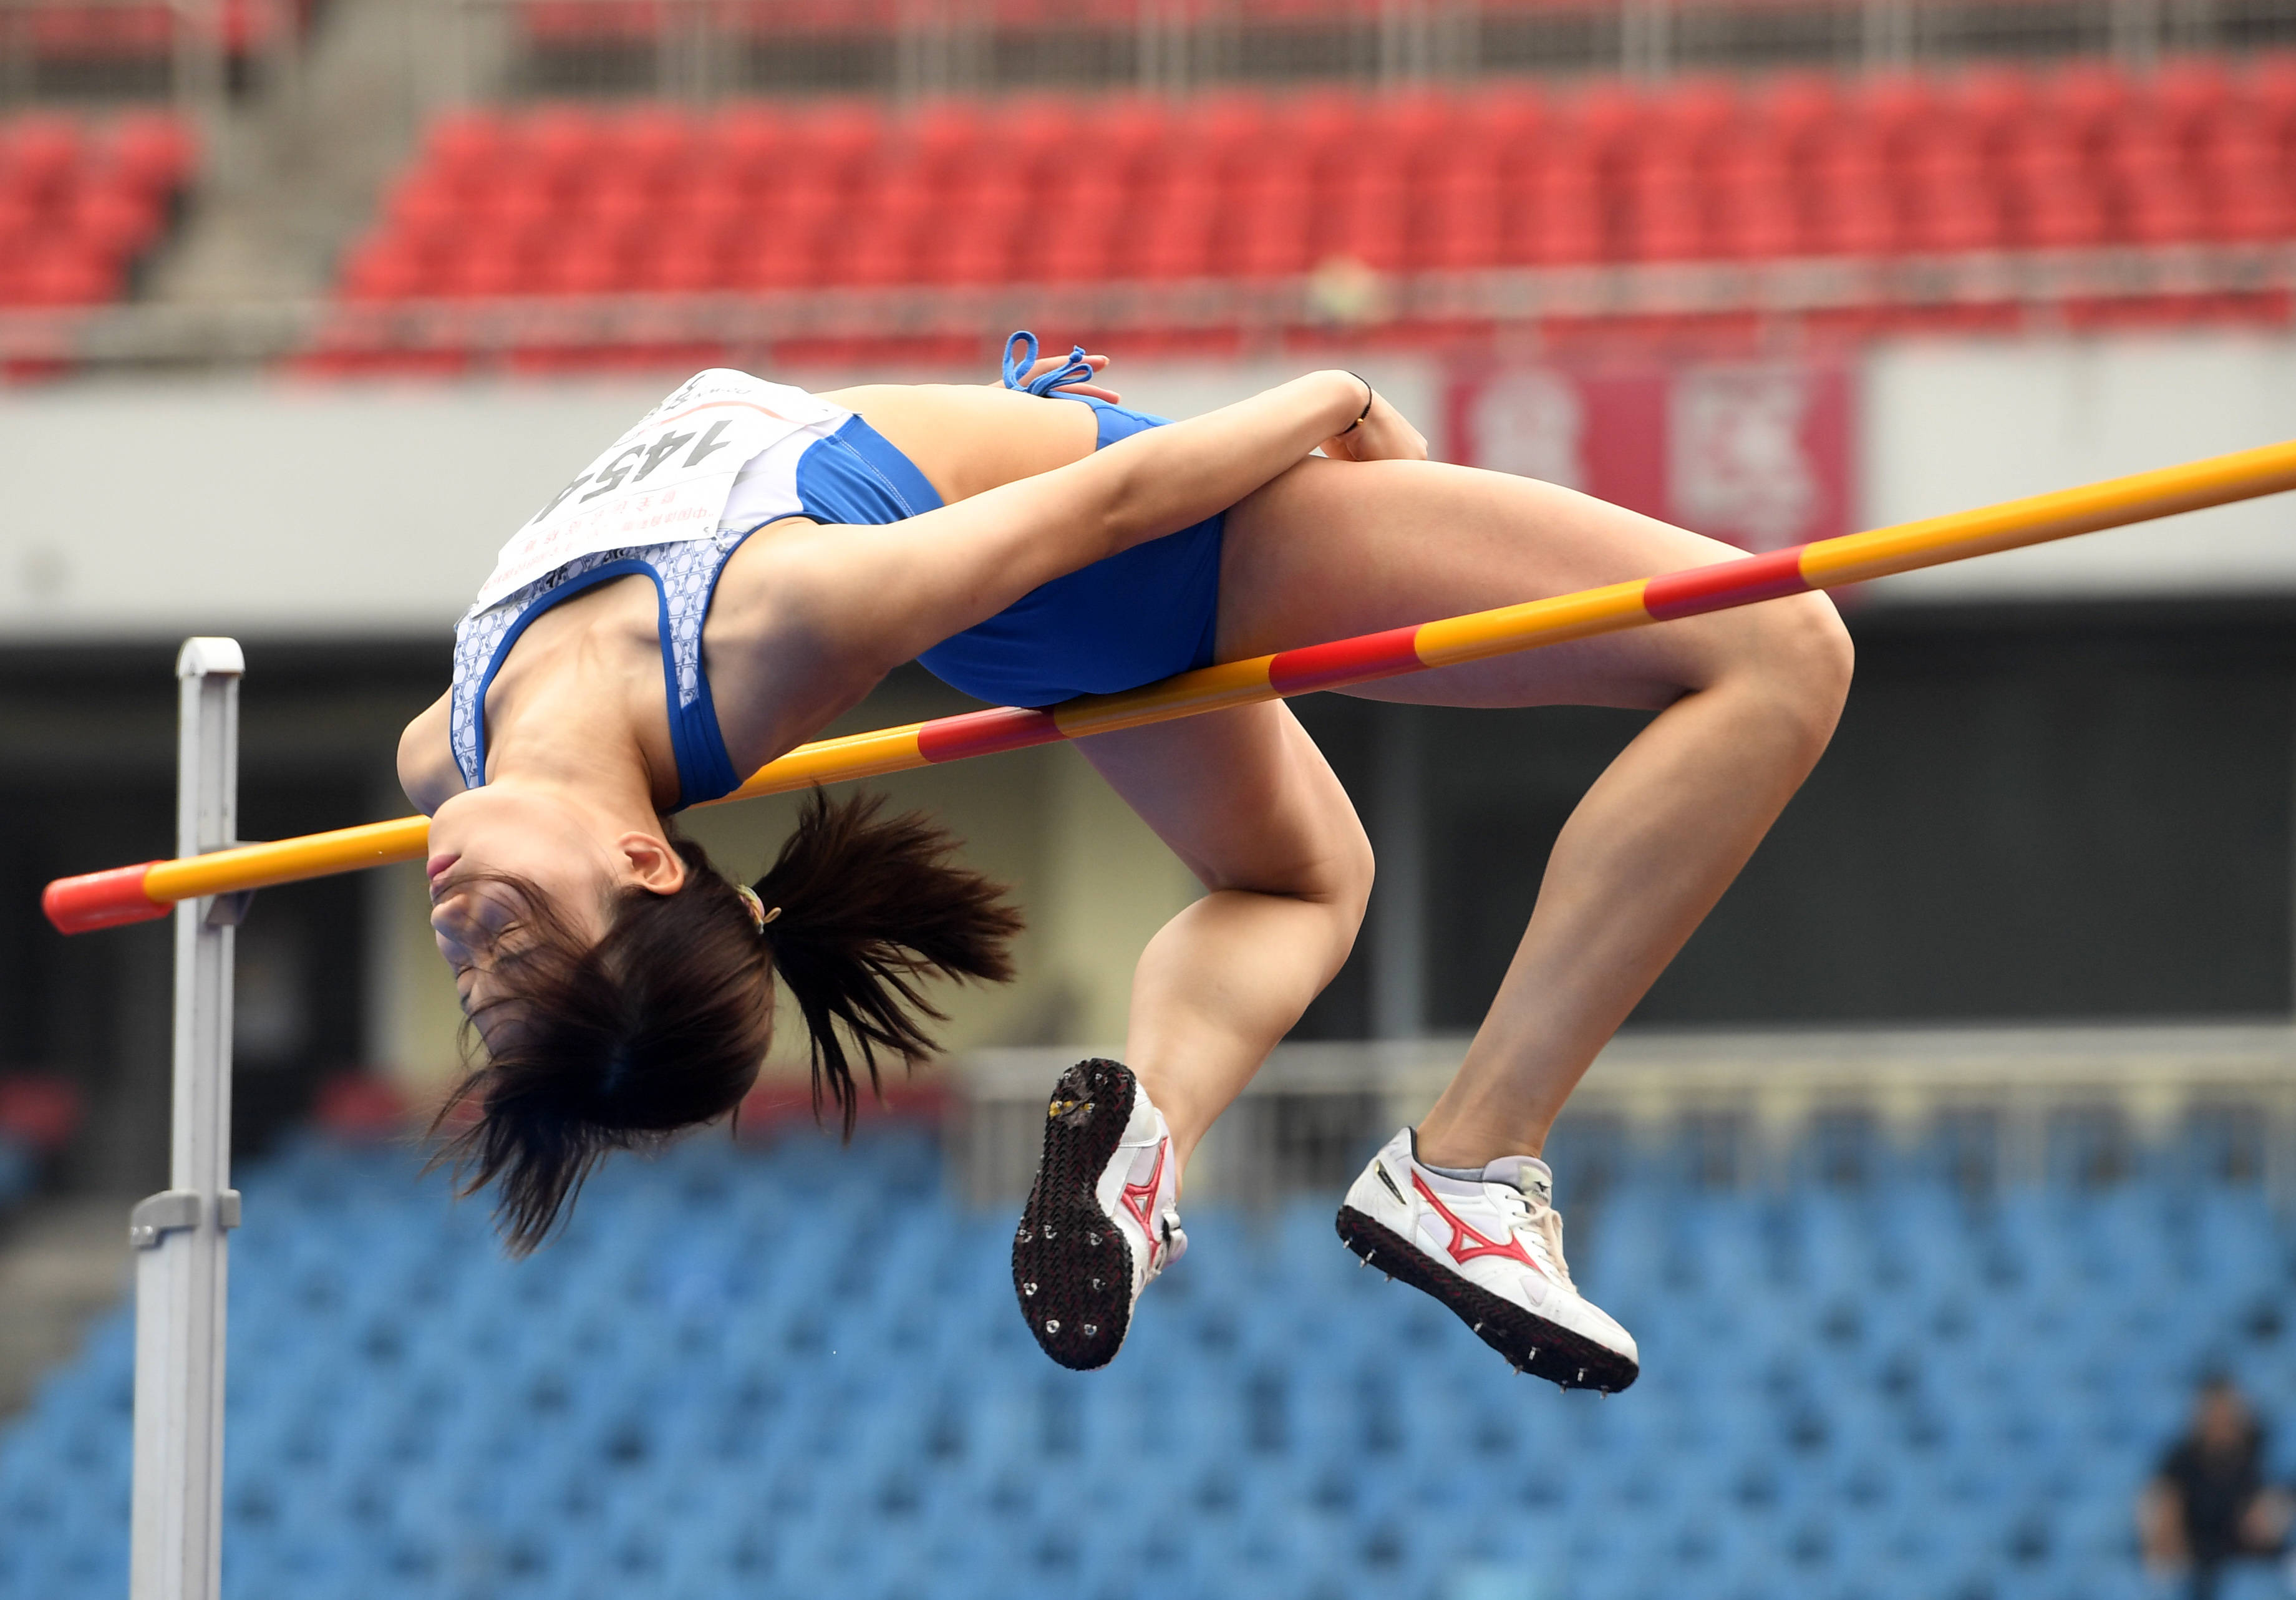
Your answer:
[403,334,1851,1391]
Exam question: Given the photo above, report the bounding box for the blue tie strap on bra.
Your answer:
[909,337,1228,709]
[1002,330,1095,397]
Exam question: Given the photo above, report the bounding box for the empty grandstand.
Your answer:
[339,59,2296,307]
[3,1104,2292,1600]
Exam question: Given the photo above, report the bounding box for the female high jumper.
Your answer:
[402,334,1851,1393]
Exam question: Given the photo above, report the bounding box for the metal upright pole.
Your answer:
[128,638,245,1600]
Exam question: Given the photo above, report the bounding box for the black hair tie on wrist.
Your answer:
[1338,372,1375,435]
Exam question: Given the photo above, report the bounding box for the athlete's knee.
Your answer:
[1253,809,1373,946]
[1734,590,1854,748]
[1327,814,1375,929]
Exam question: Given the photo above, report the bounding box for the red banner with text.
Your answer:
[1446,362,1856,554]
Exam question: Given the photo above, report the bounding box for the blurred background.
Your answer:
[6,2,2296,1596]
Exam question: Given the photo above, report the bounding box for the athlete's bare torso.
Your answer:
[397,382,1103,814]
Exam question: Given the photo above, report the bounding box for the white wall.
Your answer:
[0,376,676,638]
[0,356,1441,642]
[1861,333,2296,603]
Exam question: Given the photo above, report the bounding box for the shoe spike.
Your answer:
[1471,1322,1484,1335]
[1576,1368,1587,1385]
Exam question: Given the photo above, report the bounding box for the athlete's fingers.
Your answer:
[1020,352,1110,382]
[1019,351,1121,404]
[1339,393,1428,462]
[1318,432,1362,462]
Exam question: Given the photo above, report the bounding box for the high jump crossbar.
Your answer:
[41,434,2296,937]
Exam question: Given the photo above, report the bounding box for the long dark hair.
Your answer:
[427,790,1022,1253]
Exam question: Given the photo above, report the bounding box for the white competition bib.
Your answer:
[475,370,847,610]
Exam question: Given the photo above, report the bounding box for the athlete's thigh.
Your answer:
[1218,455,1765,711]
[1073,699,1368,901]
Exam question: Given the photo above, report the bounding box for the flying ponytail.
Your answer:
[429,789,1022,1253]
[749,789,1023,1133]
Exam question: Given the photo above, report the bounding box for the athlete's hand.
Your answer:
[1320,385,1427,463]
[1019,351,1121,404]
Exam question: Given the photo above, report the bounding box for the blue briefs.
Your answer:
[828,401,1226,709]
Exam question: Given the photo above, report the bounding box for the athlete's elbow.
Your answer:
[1092,449,1156,558]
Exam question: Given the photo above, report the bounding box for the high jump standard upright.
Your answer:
[127,639,246,1600]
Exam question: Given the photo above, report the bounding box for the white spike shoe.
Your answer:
[1337,1127,1638,1392]
[1012,1058,1186,1371]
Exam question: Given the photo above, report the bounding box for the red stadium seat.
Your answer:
[2123,175,2205,244]
[1809,191,1897,258]
[1422,170,1503,271]
[836,218,927,288]
[612,104,693,183]
[1710,136,1801,258]
[4,115,83,201]
[107,112,196,196]
[735,223,830,291]
[1959,66,2038,139]
[425,109,513,192]
[2254,54,2296,131]
[1519,159,1605,265]
[1760,72,1841,148]
[1036,227,1116,284]
[1653,75,1739,158]
[1574,79,1643,158]
[16,244,120,306]
[2153,57,2233,131]
[2045,60,2132,140]
[1623,155,1705,261]
[2214,185,2293,243]
[536,239,632,296]
[930,214,1021,284]
[1902,178,2003,253]
[384,174,464,239]
[1228,201,1312,278]
[2002,127,2107,247]
[1133,192,1217,280]
[632,231,733,294]
[339,236,432,301]
[795,102,886,182]
[65,184,160,256]
[438,239,535,298]
[1470,85,1545,150]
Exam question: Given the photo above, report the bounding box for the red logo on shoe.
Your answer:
[1120,1140,1170,1271]
[1411,1171,1542,1274]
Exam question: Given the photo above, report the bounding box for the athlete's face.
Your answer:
[424,787,630,1047]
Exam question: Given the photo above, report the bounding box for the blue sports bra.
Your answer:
[448,407,939,809]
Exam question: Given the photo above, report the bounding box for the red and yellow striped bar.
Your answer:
[42,435,2296,934]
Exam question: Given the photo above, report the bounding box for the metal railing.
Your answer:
[452,0,2296,105]
[950,1025,2296,1205]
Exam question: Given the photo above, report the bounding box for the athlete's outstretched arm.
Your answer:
[774,371,1426,676]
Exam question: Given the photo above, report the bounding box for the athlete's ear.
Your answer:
[616,832,688,895]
